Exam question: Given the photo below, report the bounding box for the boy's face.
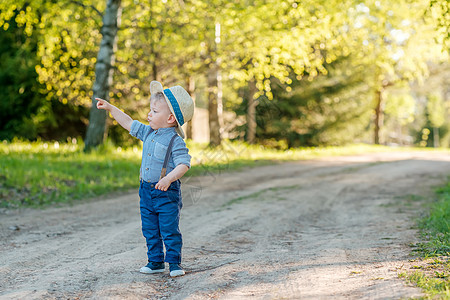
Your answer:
[147,99,174,130]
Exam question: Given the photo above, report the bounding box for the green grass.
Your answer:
[0,140,142,207]
[415,181,450,257]
[399,269,450,299]
[401,180,450,299]
[0,139,447,208]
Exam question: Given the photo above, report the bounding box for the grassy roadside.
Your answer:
[400,180,450,299]
[0,139,447,208]
[0,140,141,208]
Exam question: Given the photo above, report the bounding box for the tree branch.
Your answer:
[68,0,103,18]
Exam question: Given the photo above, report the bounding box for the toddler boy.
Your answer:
[96,81,194,277]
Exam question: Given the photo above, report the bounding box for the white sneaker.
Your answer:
[140,262,165,274]
[169,263,185,277]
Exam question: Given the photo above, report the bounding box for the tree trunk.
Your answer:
[206,23,223,147]
[217,63,224,138]
[185,76,195,140]
[374,88,384,145]
[84,0,121,152]
[433,127,439,148]
[246,80,257,144]
[207,64,221,146]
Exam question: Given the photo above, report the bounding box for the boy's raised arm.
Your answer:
[96,98,133,132]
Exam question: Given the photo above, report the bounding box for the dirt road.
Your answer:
[1,151,449,299]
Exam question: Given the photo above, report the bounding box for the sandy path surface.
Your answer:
[1,151,449,299]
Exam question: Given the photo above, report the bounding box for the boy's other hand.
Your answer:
[155,177,171,191]
[96,98,110,111]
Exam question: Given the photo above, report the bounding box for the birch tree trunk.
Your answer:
[84,0,121,151]
[246,80,257,144]
[206,23,223,147]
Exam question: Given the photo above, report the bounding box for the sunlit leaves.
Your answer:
[427,93,446,128]
[384,92,416,125]
[1,0,448,145]
[428,0,450,52]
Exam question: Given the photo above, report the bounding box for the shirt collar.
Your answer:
[154,127,176,134]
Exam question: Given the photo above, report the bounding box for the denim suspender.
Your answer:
[159,134,178,180]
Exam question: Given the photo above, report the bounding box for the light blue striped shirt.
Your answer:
[129,120,191,182]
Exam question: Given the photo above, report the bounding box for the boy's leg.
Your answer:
[154,185,183,264]
[158,206,182,263]
[140,183,164,263]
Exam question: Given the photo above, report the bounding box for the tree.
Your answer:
[267,55,373,147]
[0,1,95,141]
[0,6,43,140]
[219,0,341,143]
[2,0,448,150]
[109,0,209,144]
[383,90,416,145]
[344,0,445,144]
[427,93,445,147]
[178,0,228,146]
[84,0,121,151]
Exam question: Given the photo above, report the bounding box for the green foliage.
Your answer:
[428,0,450,52]
[414,92,449,148]
[0,0,448,147]
[244,56,373,147]
[408,62,450,148]
[384,92,415,126]
[0,9,44,140]
[0,3,91,142]
[427,93,446,128]
[219,0,340,99]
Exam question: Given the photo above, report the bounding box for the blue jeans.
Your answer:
[139,180,183,264]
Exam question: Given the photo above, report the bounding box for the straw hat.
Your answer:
[150,81,194,139]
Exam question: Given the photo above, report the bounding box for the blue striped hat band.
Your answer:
[163,88,185,126]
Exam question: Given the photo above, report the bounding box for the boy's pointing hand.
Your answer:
[96,98,110,111]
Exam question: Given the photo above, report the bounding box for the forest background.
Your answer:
[1,2,449,296]
[0,0,449,150]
